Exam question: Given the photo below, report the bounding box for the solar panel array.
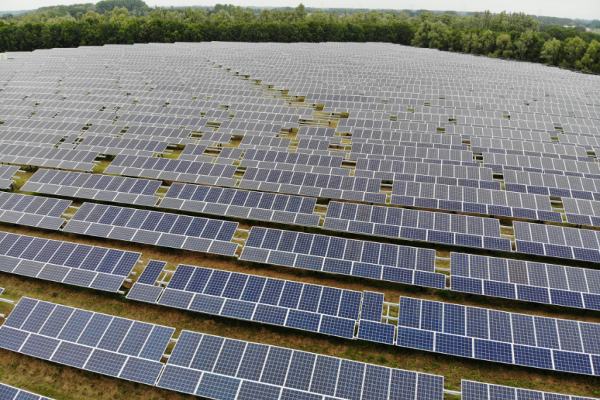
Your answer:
[157,330,445,400]
[0,131,64,148]
[0,297,175,385]
[396,296,600,375]
[0,144,98,171]
[503,169,600,198]
[3,42,600,397]
[160,182,320,226]
[391,181,561,222]
[354,160,492,180]
[63,203,239,256]
[240,148,344,169]
[240,227,446,289]
[351,142,471,162]
[563,197,600,227]
[0,231,140,292]
[22,169,161,206]
[0,192,71,230]
[450,252,600,310]
[0,383,54,400]
[483,154,598,176]
[514,221,600,262]
[239,168,386,203]
[104,154,238,187]
[0,165,20,189]
[74,135,169,156]
[324,201,511,251]
[461,380,598,400]
[128,262,362,339]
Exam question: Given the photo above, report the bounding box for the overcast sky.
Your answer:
[5,0,600,20]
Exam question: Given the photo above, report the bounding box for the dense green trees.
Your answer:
[0,3,598,73]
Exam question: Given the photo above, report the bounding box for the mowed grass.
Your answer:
[1,224,600,398]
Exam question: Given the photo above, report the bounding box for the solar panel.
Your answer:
[514,222,600,262]
[161,182,319,227]
[0,297,174,385]
[0,165,20,189]
[0,145,98,171]
[240,227,446,289]
[22,169,161,207]
[461,379,599,400]
[128,263,361,339]
[63,203,239,256]
[450,252,600,310]
[157,330,444,400]
[324,201,511,251]
[0,231,140,292]
[0,192,70,230]
[105,154,237,185]
[397,296,598,375]
[0,382,55,400]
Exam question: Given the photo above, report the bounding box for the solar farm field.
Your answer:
[0,42,600,400]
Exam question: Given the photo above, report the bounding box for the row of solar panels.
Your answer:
[74,135,169,156]
[0,165,20,189]
[514,221,600,262]
[0,231,141,293]
[104,154,238,186]
[390,182,562,222]
[0,192,70,230]
[128,261,366,339]
[8,379,594,400]
[0,131,64,148]
[0,297,445,400]
[450,252,600,311]
[63,202,240,256]
[160,182,321,227]
[395,296,600,376]
[474,146,591,163]
[130,260,600,376]
[326,201,501,236]
[0,145,98,171]
[240,149,344,168]
[0,383,54,400]
[503,169,600,195]
[239,227,446,289]
[471,137,589,156]
[482,153,597,175]
[354,160,493,180]
[22,169,161,207]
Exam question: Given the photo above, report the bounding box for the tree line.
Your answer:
[0,3,598,73]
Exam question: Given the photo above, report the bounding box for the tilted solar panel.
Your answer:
[0,231,140,292]
[240,227,446,289]
[157,330,445,400]
[0,297,174,385]
[450,252,600,310]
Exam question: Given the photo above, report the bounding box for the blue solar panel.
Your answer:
[451,252,600,311]
[0,297,173,384]
[158,330,444,399]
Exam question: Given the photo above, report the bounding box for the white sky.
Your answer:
[4,0,600,20]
